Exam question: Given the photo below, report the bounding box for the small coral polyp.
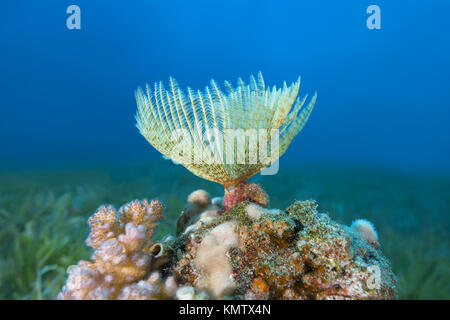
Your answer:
[58,188,397,300]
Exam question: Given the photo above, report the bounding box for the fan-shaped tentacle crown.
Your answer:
[136,72,316,189]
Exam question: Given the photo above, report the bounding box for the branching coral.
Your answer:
[57,199,175,300]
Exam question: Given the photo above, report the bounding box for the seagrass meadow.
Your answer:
[0,161,448,299]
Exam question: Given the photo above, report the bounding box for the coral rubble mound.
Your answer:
[58,190,397,300]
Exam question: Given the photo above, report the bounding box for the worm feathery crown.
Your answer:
[136,72,316,188]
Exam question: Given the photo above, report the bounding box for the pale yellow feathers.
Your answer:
[135,72,316,188]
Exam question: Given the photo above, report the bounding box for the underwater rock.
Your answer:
[58,190,397,300]
[174,197,397,300]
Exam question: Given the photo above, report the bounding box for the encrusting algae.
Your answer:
[58,73,397,299]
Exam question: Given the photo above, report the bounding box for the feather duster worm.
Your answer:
[136,72,317,209]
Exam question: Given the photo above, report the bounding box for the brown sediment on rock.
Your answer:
[174,198,397,300]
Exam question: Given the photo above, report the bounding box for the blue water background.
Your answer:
[1,0,449,173]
